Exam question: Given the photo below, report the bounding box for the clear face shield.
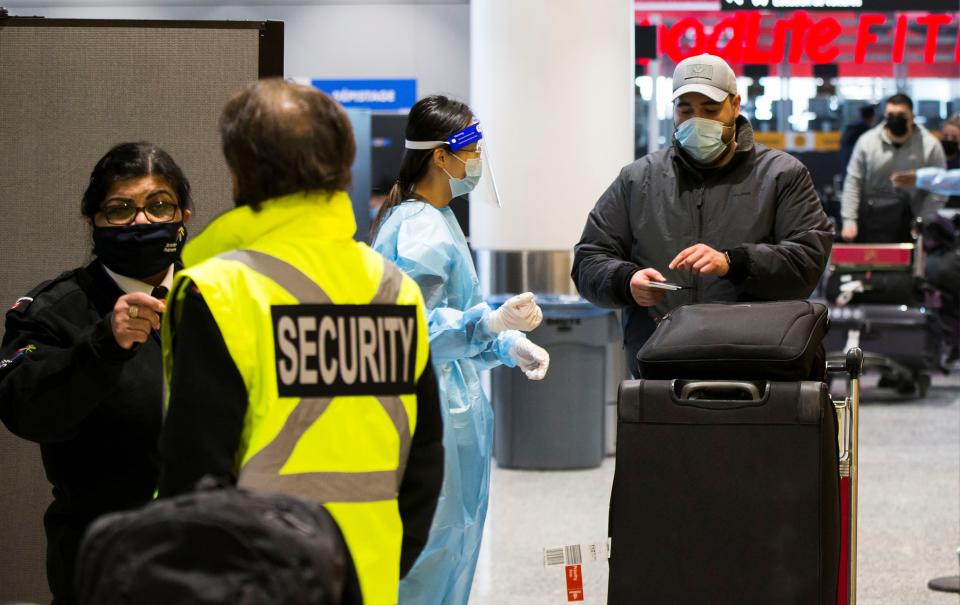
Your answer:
[404,122,502,208]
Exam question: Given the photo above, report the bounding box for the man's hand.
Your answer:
[669,244,729,277]
[629,268,668,307]
[111,292,166,350]
[891,170,917,189]
[841,224,858,242]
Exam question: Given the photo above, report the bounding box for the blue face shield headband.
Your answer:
[404,122,483,151]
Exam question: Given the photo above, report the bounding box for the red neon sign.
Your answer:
[659,11,960,65]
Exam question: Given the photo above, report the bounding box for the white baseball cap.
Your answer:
[672,54,738,103]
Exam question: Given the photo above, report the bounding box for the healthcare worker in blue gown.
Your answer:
[371,95,551,605]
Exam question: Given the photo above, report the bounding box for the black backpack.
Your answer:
[75,479,362,605]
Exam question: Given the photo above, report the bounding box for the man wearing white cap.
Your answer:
[573,53,833,375]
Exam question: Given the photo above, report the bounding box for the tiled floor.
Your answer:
[469,374,960,605]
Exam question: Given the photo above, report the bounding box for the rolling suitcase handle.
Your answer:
[678,381,762,401]
[828,347,864,605]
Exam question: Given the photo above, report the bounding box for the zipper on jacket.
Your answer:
[694,187,705,303]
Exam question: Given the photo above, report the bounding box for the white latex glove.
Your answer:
[487,292,543,333]
[509,338,550,381]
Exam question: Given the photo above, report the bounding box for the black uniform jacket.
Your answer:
[0,261,163,603]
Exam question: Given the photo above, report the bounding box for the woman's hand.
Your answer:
[487,292,543,332]
[111,292,166,350]
[509,338,550,381]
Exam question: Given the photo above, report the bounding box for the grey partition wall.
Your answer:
[0,18,282,603]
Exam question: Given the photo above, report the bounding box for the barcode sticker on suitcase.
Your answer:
[543,541,609,567]
[542,539,611,604]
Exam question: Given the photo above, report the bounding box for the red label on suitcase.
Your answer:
[831,244,913,268]
[565,564,584,601]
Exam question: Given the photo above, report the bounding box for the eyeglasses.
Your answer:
[454,142,482,158]
[100,201,180,226]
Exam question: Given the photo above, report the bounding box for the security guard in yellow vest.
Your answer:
[157,80,444,605]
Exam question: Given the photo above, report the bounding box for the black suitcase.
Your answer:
[608,379,840,605]
[825,270,919,306]
[75,480,361,605]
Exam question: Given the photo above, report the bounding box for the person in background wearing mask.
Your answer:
[371,95,550,605]
[572,54,832,376]
[841,93,947,242]
[840,104,876,173]
[0,142,191,604]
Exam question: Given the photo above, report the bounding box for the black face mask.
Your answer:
[942,139,959,158]
[93,222,187,279]
[886,115,909,138]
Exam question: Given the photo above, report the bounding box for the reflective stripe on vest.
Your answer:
[219,249,412,503]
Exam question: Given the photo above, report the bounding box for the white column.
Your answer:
[469,0,635,252]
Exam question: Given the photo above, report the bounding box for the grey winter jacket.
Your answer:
[572,116,833,374]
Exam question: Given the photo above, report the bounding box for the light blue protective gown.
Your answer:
[373,200,524,605]
[916,167,960,196]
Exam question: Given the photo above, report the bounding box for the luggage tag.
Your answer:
[542,539,611,603]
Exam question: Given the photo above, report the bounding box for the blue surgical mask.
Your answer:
[442,152,482,198]
[675,117,734,164]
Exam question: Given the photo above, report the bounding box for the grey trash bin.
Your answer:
[489,295,618,469]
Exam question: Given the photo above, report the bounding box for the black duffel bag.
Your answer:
[75,479,362,605]
[637,300,829,381]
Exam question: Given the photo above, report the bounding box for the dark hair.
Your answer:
[220,78,356,209]
[81,142,192,219]
[859,105,875,121]
[369,95,473,239]
[885,93,914,112]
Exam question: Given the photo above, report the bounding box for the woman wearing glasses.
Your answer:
[0,142,191,604]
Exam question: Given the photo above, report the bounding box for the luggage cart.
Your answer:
[828,348,864,605]
[824,241,938,397]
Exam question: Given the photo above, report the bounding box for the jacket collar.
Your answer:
[182,190,356,267]
[102,264,175,296]
[78,261,126,316]
[79,260,185,316]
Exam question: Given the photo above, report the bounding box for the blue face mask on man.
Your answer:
[442,152,483,198]
[675,117,735,164]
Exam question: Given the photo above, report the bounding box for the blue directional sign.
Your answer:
[311,79,417,111]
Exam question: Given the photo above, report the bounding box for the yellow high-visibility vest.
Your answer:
[162,191,430,605]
